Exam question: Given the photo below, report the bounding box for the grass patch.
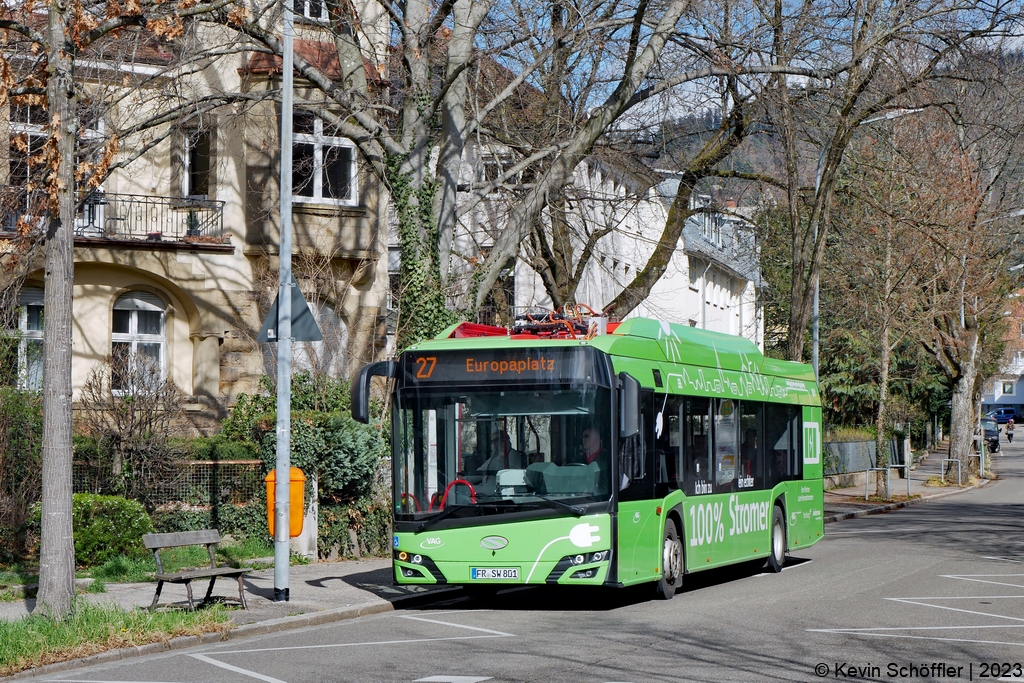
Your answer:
[0,569,37,586]
[0,599,232,676]
[216,537,273,567]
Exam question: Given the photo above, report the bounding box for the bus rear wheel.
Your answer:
[656,520,683,600]
[767,506,786,573]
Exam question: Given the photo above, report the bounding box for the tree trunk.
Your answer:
[874,324,890,498]
[948,362,978,479]
[37,3,77,620]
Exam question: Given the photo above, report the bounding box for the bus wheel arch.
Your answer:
[656,511,684,600]
[767,499,786,573]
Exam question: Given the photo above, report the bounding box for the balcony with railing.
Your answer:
[0,187,229,249]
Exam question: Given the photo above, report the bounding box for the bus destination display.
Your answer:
[400,347,603,385]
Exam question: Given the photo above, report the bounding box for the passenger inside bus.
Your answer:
[478,430,525,474]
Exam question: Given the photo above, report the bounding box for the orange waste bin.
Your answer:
[264,467,306,538]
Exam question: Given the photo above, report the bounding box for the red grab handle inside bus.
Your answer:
[439,479,477,509]
[400,492,421,512]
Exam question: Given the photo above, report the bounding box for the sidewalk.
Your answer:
[824,439,996,522]
[0,557,451,626]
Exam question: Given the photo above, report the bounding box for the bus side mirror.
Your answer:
[619,372,640,439]
[351,360,398,423]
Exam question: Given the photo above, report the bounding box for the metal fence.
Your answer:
[823,439,903,475]
[73,460,263,506]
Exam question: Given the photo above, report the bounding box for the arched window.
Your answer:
[111,291,167,388]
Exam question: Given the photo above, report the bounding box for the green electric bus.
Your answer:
[352,315,823,598]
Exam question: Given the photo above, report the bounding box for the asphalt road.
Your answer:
[25,443,1024,683]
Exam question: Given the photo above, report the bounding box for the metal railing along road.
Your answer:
[0,186,225,244]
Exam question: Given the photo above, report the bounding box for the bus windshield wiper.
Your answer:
[415,505,471,532]
[523,493,586,516]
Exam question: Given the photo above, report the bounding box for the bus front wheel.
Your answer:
[655,520,683,600]
[767,506,786,573]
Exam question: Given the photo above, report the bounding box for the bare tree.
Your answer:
[78,351,186,507]
[760,0,1021,363]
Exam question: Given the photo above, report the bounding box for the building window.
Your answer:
[184,131,213,198]
[688,256,702,291]
[293,113,357,205]
[386,247,400,334]
[295,0,327,21]
[1002,381,1015,396]
[8,287,44,390]
[111,292,167,390]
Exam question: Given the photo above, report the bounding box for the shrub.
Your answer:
[76,354,187,507]
[0,387,42,561]
[257,411,387,502]
[26,494,155,567]
[824,426,876,443]
[187,435,256,461]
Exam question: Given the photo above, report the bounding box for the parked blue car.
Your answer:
[986,407,1017,424]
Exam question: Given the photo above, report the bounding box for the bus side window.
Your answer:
[738,400,764,490]
[654,394,682,496]
[713,399,739,493]
[620,391,654,501]
[765,404,802,485]
[684,397,712,495]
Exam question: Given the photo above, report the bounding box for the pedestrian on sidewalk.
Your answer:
[1007,419,1015,443]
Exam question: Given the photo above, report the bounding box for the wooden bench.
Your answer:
[142,530,249,611]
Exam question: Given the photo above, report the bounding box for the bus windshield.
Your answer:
[393,383,612,524]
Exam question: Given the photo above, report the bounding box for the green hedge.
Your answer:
[151,501,268,542]
[28,494,154,567]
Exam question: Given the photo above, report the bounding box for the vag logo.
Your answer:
[480,536,508,550]
[420,538,444,549]
[803,421,821,464]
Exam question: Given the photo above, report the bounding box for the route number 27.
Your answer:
[415,356,437,379]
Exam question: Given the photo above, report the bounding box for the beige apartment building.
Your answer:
[2,14,389,421]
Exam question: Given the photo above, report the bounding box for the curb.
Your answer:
[2,600,395,681]
[823,476,995,524]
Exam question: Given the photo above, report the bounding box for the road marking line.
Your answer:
[209,634,508,655]
[397,615,514,636]
[753,560,813,577]
[810,625,1024,632]
[937,577,1024,589]
[880,595,1024,600]
[190,654,287,683]
[982,557,1024,563]
[886,598,1024,622]
[414,677,492,682]
[808,630,1024,647]
[826,528,919,534]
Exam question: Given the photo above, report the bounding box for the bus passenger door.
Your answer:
[617,391,658,584]
[681,397,717,568]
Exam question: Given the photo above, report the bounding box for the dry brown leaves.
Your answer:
[0,55,13,109]
[75,134,119,189]
[226,5,248,26]
[70,1,101,48]
[146,15,183,40]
